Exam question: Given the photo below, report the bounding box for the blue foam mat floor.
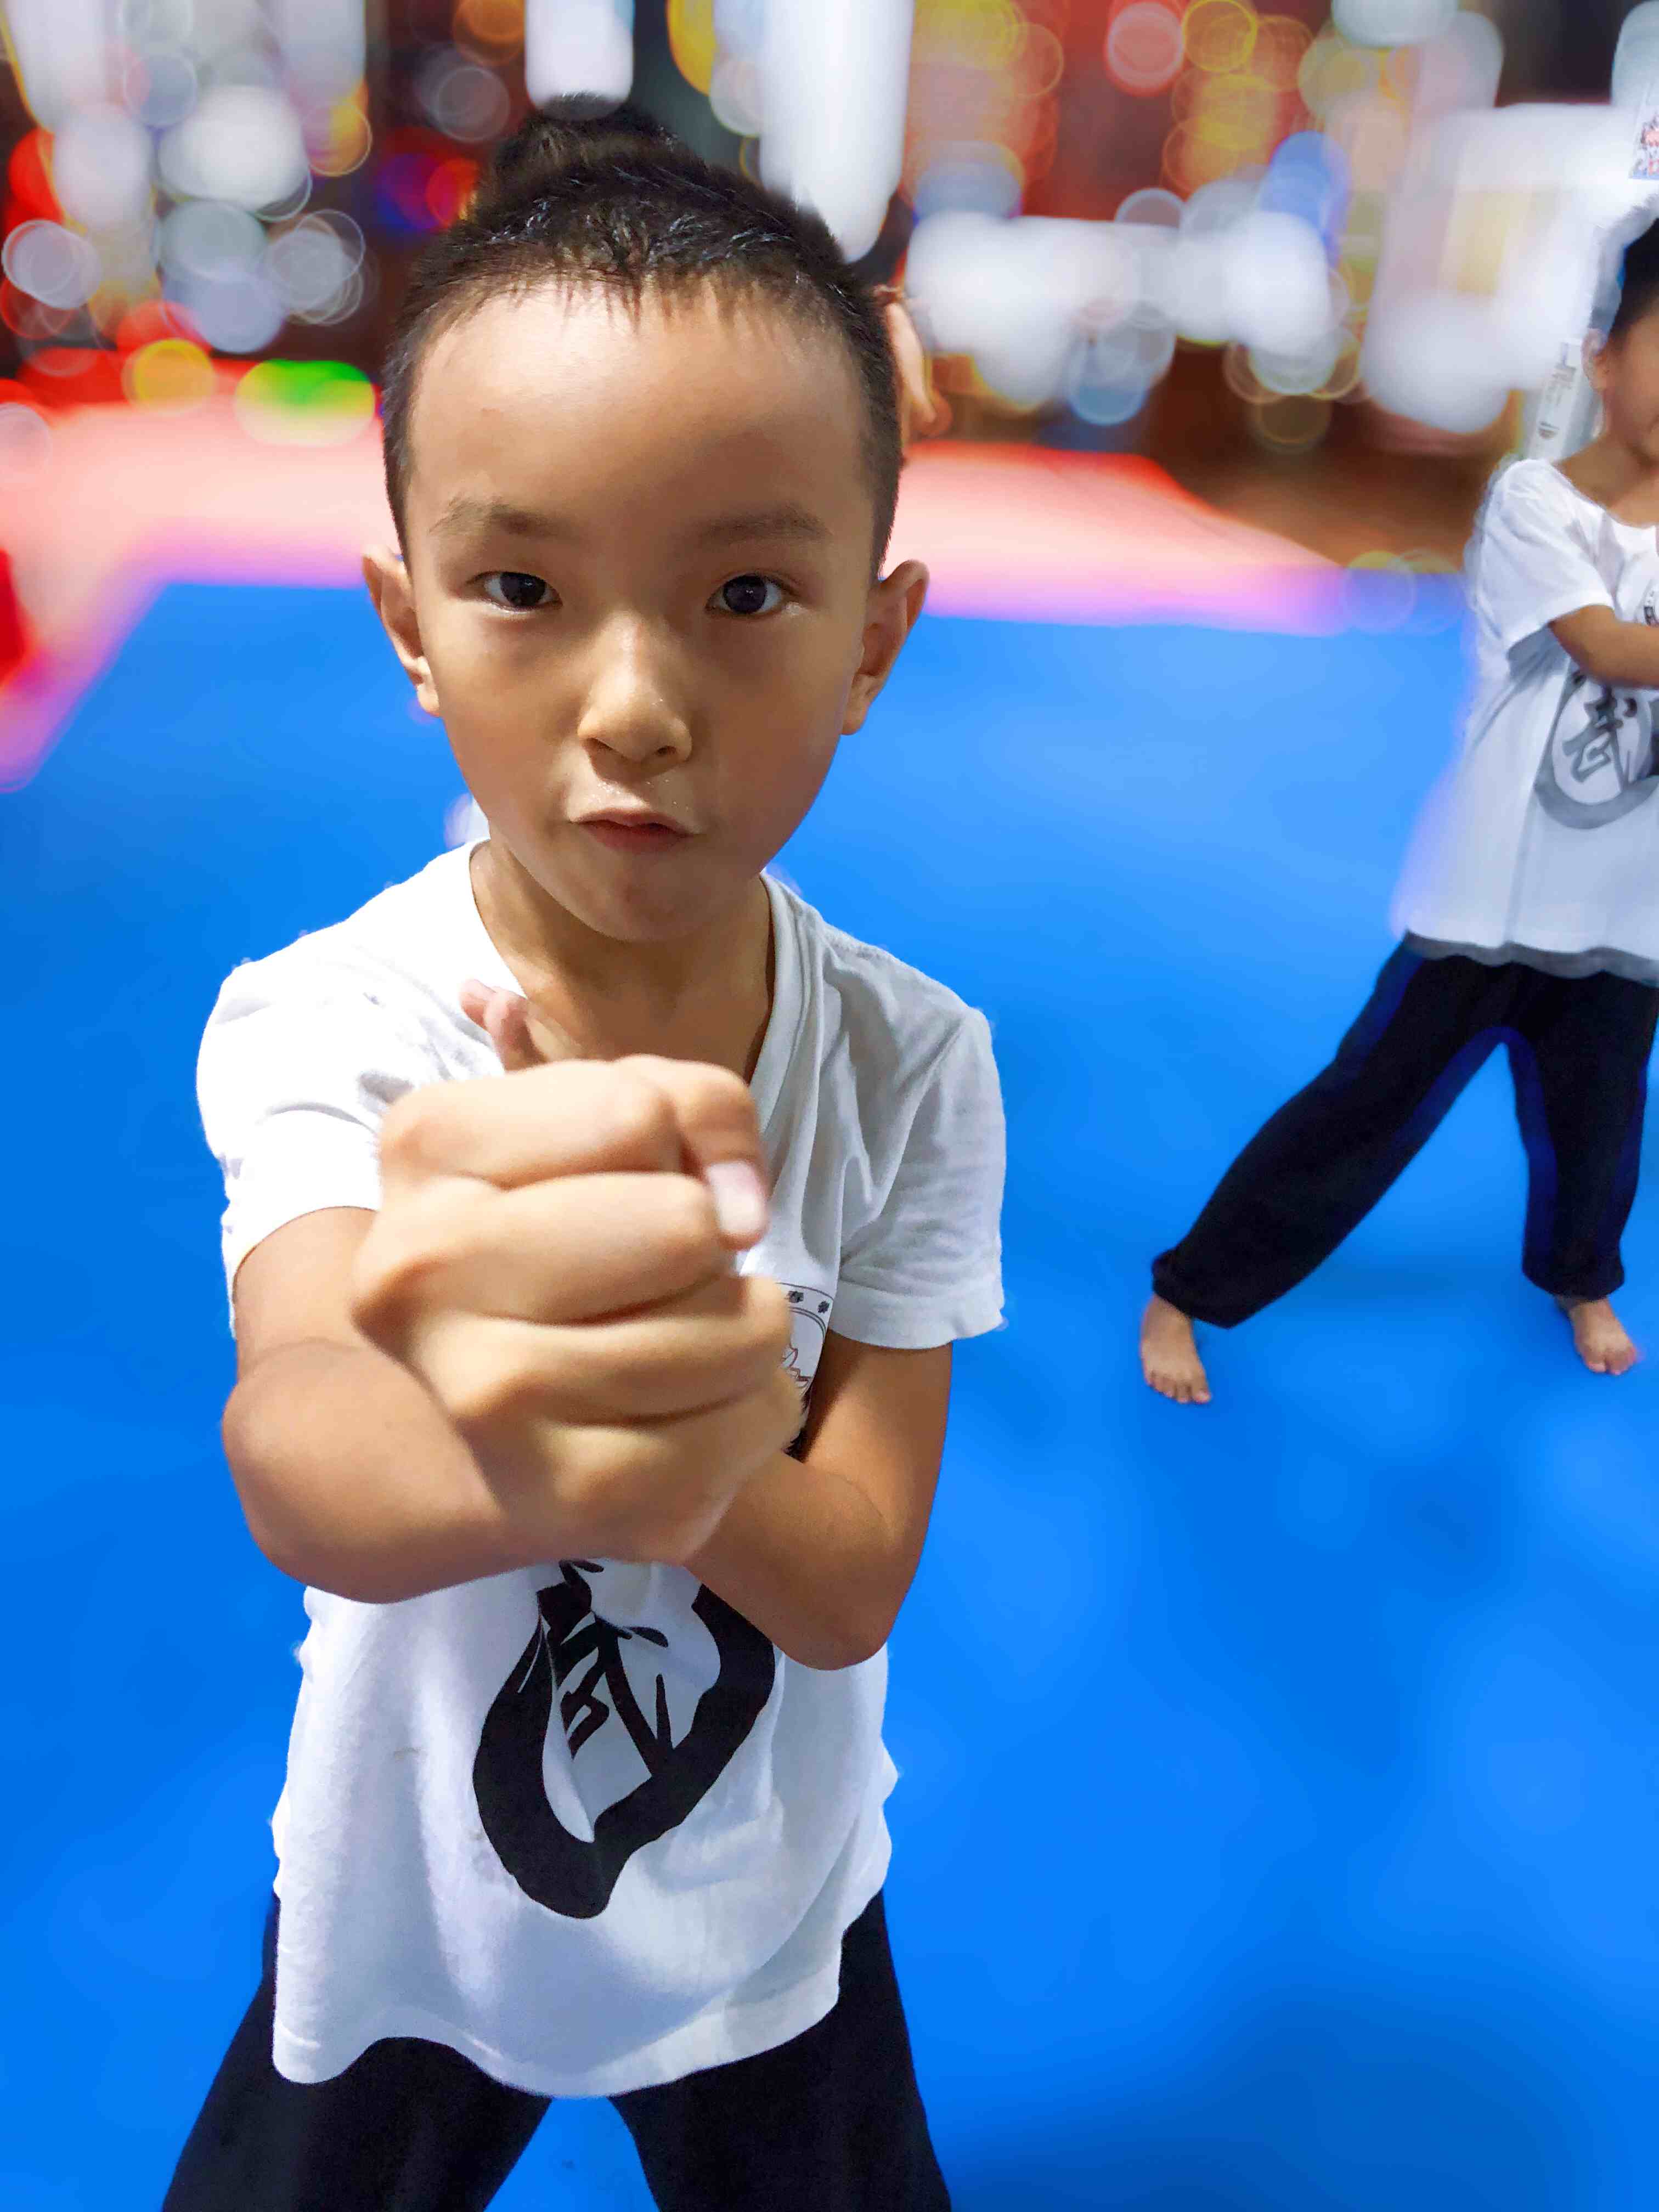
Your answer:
[3,584,1657,2210]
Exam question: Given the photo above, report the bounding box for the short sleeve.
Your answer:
[1473,464,1615,657]
[832,1011,1006,1351]
[197,960,439,1328]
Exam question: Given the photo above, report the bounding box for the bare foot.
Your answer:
[1554,1294,1641,1376]
[1141,1295,1212,1404]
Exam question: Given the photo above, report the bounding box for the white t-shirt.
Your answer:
[1391,457,1659,983]
[196,844,1005,2097]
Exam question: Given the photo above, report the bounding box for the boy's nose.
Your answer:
[573,626,693,768]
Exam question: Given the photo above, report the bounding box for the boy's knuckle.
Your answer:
[441,1346,534,1431]
[607,1070,677,1156]
[378,1087,447,1172]
[657,1176,720,1266]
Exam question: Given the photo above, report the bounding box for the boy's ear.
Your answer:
[843,558,928,736]
[1583,329,1611,395]
[363,543,441,715]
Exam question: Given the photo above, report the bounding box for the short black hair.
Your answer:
[380,100,903,567]
[1609,217,1659,343]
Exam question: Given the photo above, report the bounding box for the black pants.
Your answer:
[1153,945,1659,1329]
[161,1891,950,2212]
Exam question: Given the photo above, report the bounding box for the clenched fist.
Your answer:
[347,985,803,1567]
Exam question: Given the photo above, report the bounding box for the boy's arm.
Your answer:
[1551,606,1659,689]
[224,1208,540,1604]
[230,1206,951,1663]
[683,1333,954,1672]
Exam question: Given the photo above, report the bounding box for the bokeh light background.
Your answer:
[5,4,1659,2209]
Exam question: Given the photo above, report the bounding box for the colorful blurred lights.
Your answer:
[1104,3,1184,99]
[122,337,217,412]
[1183,0,1259,77]
[234,359,375,445]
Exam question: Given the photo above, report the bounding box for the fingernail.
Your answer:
[704,1160,769,1245]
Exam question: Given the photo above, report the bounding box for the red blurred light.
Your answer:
[5,132,60,225]
[0,547,33,688]
[427,156,480,228]
[20,350,126,405]
[114,299,205,354]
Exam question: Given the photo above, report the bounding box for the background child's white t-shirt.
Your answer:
[196,844,1005,2097]
[1391,457,1659,983]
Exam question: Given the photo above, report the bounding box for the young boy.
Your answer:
[1141,221,1659,1407]
[163,103,1001,2210]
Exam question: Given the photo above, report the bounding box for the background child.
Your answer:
[163,101,1003,2211]
[1142,220,1659,1407]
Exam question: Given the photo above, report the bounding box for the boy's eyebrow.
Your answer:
[432,495,579,541]
[430,494,832,546]
[682,504,831,546]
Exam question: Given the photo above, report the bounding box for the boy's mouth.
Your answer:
[573,809,694,852]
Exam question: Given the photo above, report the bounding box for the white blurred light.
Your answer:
[1079,319,1176,384]
[1066,349,1151,425]
[709,54,764,137]
[2,221,103,308]
[913,144,1021,221]
[1413,10,1503,120]
[1020,216,1138,325]
[904,210,1003,353]
[123,47,201,129]
[273,0,366,108]
[1115,188,1183,229]
[160,200,266,281]
[4,0,115,128]
[300,264,366,325]
[266,212,359,314]
[911,200,1322,410]
[51,105,153,232]
[418,51,511,142]
[189,0,264,58]
[1248,329,1343,395]
[713,0,763,58]
[160,85,309,210]
[975,321,1077,408]
[175,269,286,352]
[1613,2,1659,112]
[525,0,634,107]
[1361,290,1509,433]
[1181,176,1262,236]
[761,0,915,260]
[125,0,197,42]
[1226,211,1334,354]
[0,404,53,487]
[1331,0,1456,48]
[1164,231,1235,344]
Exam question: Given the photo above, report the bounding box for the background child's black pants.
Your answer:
[161,1889,950,2212]
[1153,945,1659,1329]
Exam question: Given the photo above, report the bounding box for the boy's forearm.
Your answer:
[224,1340,544,1603]
[1554,607,1659,689]
[227,1343,910,1649]
[682,1448,906,1672]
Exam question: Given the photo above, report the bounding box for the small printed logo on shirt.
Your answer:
[779,1284,833,1447]
[1537,666,1659,829]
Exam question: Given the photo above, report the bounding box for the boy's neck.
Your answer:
[1557,432,1659,518]
[469,842,775,1080]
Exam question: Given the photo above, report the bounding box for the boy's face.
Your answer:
[368,284,926,944]
[1592,311,1659,464]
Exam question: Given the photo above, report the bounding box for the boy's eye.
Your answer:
[715,574,785,617]
[483,572,552,611]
